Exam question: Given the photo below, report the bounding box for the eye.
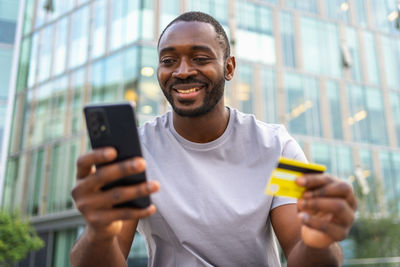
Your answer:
[160,58,176,65]
[193,57,211,64]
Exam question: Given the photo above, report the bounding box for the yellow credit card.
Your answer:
[265,157,326,199]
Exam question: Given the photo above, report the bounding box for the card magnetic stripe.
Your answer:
[277,163,325,174]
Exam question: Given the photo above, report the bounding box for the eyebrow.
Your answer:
[159,45,215,56]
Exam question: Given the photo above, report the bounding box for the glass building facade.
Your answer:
[1,0,400,266]
[0,0,19,178]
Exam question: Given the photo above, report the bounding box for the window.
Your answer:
[326,80,343,139]
[353,0,368,28]
[379,151,400,214]
[310,142,354,182]
[300,17,341,78]
[345,27,362,82]
[16,37,32,92]
[362,31,380,85]
[28,32,39,87]
[24,149,45,215]
[110,0,141,51]
[138,47,161,116]
[91,0,107,59]
[70,68,85,134]
[390,91,400,147]
[52,229,78,267]
[357,149,380,215]
[236,3,275,64]
[0,47,13,96]
[38,25,54,83]
[286,0,318,14]
[324,0,350,23]
[285,73,322,137]
[261,69,276,123]
[70,6,89,69]
[53,17,68,76]
[370,0,400,34]
[1,158,18,210]
[280,12,296,68]
[187,0,228,24]
[347,85,388,145]
[160,0,179,31]
[380,35,400,89]
[237,64,254,114]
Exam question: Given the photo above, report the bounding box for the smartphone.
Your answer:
[84,102,151,209]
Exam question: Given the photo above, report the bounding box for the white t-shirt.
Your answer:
[137,108,307,266]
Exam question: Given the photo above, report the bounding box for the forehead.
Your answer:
[158,21,222,55]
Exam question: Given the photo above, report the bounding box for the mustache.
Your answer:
[169,78,207,87]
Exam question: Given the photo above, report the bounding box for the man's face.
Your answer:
[157,21,230,117]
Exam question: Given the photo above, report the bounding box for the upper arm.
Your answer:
[117,219,139,259]
[270,204,302,259]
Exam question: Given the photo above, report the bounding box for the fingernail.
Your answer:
[104,148,116,158]
[148,181,159,191]
[297,176,306,186]
[299,212,309,223]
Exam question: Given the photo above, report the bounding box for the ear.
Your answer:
[224,56,236,81]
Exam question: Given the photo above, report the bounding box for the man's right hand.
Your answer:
[71,147,160,241]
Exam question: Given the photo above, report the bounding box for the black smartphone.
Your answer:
[84,102,151,209]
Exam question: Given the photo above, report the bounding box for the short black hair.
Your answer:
[158,11,230,60]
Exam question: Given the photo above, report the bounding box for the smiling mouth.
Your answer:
[175,88,199,94]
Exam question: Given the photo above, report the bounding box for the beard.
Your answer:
[162,76,225,117]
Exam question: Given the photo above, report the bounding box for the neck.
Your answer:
[172,102,230,143]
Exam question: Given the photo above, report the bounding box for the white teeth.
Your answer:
[176,88,198,94]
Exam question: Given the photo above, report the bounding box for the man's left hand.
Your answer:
[296,174,357,248]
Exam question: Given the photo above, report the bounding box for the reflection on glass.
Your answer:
[325,0,350,22]
[286,0,318,14]
[2,158,18,211]
[262,69,276,123]
[91,0,107,59]
[326,80,343,139]
[70,6,89,69]
[300,17,341,78]
[28,33,39,87]
[16,37,32,92]
[110,0,140,51]
[345,27,362,82]
[53,17,68,76]
[379,151,400,213]
[353,0,368,28]
[70,68,85,134]
[285,73,321,137]
[160,0,179,31]
[38,25,53,83]
[280,12,296,68]
[389,91,400,147]
[237,64,254,114]
[52,229,77,267]
[187,0,228,24]
[347,85,388,145]
[370,0,400,34]
[138,47,160,116]
[362,31,380,85]
[236,3,275,64]
[380,35,400,89]
[35,0,47,29]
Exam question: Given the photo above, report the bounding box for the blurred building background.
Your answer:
[1,0,400,266]
[0,0,19,182]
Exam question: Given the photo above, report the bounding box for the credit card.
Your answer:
[265,157,326,199]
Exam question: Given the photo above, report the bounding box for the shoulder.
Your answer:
[138,112,170,144]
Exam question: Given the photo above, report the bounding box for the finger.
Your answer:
[298,198,355,226]
[296,174,335,189]
[299,212,350,241]
[302,182,357,210]
[84,157,146,190]
[76,147,117,179]
[86,205,157,226]
[98,181,160,208]
[74,181,160,213]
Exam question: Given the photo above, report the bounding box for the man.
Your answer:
[70,12,356,267]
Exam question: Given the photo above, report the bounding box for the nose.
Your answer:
[172,58,197,79]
